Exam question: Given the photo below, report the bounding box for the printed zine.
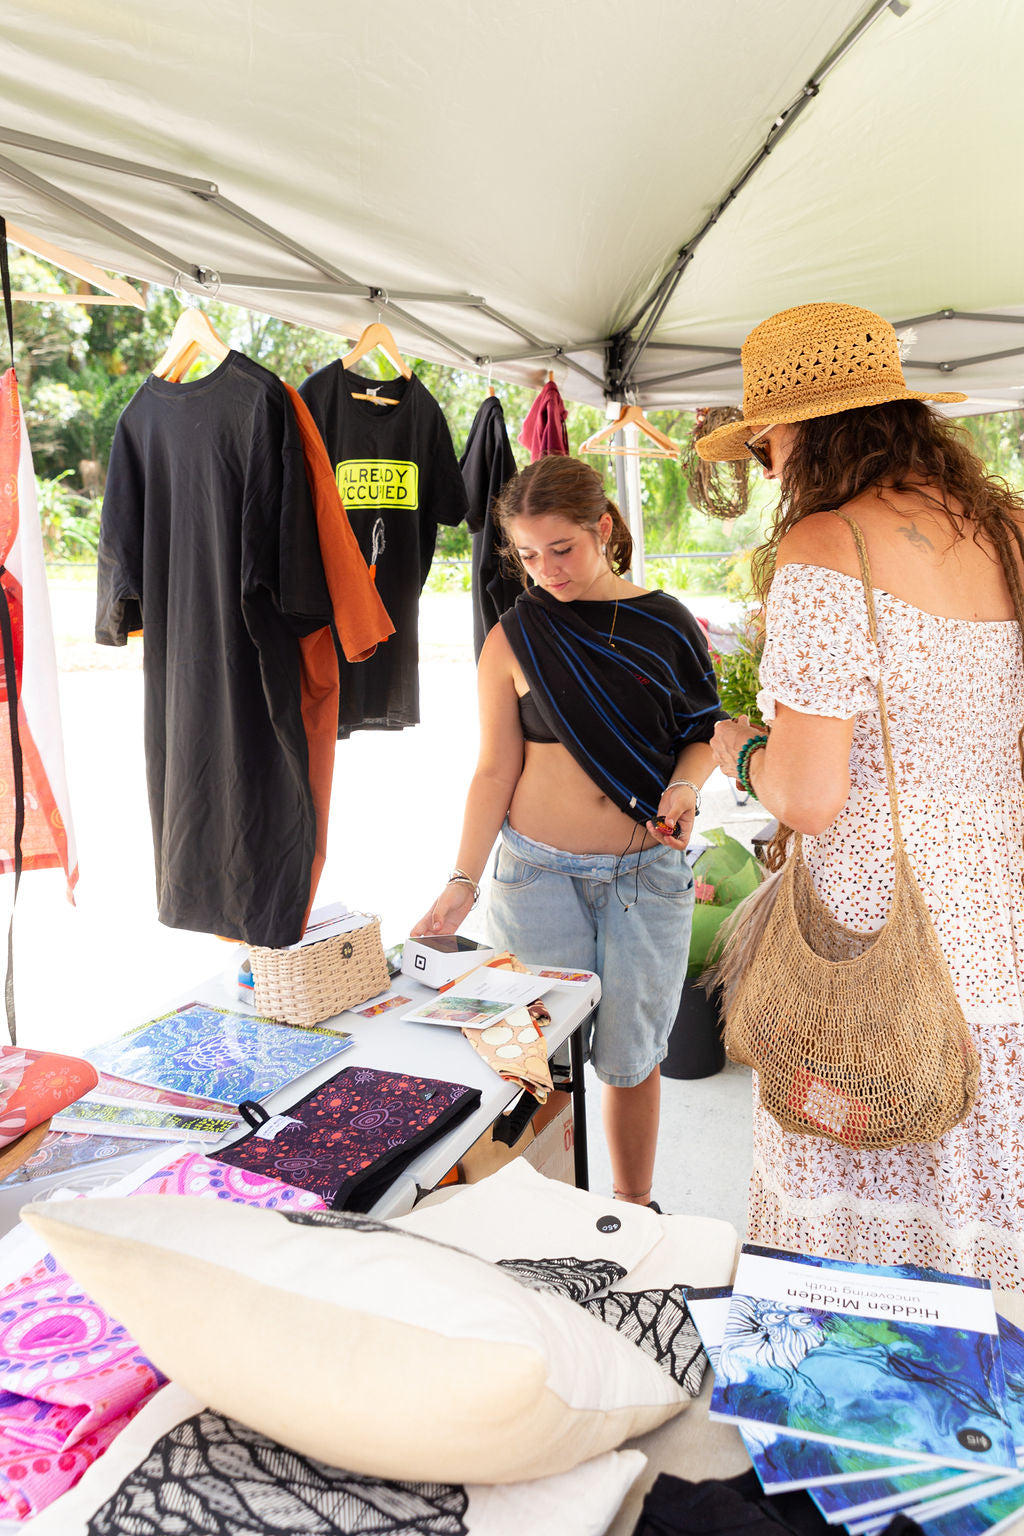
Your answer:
[708,1247,1016,1474]
[687,1286,935,1494]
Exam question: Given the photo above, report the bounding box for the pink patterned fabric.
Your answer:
[0,1152,326,1519]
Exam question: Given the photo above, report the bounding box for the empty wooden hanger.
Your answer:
[341,321,411,405]
[580,403,680,461]
[152,306,230,382]
[6,223,144,310]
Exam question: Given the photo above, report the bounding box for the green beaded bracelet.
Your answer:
[735,733,769,795]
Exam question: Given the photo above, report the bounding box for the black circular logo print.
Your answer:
[596,1215,621,1234]
[957,1428,993,1453]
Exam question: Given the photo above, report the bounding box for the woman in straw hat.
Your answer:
[699,301,1024,1287]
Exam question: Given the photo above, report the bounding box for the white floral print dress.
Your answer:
[751,562,1024,1289]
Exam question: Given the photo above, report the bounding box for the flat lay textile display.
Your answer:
[213,1064,482,1211]
[722,518,979,1151]
[460,393,519,659]
[0,1152,326,1521]
[27,1383,647,1536]
[0,1048,97,1146]
[297,363,468,736]
[96,351,336,947]
[749,561,1024,1285]
[82,1001,352,1105]
[25,1165,739,1533]
[23,1194,690,1485]
[500,587,722,827]
[517,377,569,461]
[0,1130,154,1187]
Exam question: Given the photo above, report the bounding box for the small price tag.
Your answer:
[254,1114,302,1141]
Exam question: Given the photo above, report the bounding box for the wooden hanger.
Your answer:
[6,223,145,309]
[153,306,230,381]
[341,321,411,405]
[581,403,681,461]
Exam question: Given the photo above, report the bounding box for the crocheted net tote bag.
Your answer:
[722,515,979,1150]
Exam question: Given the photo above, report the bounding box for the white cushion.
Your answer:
[396,1160,739,1291]
[27,1383,648,1536]
[23,1194,686,1484]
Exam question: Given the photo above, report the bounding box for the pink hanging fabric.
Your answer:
[0,1152,326,1519]
[518,378,569,462]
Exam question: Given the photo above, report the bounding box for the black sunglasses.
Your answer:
[745,425,775,471]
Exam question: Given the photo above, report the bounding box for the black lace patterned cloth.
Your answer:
[83,1251,708,1533]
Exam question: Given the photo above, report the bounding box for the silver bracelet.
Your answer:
[447,868,480,907]
[666,779,701,815]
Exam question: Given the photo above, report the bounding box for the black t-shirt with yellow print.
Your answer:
[298,364,468,736]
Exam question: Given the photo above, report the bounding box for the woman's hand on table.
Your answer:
[410,881,476,937]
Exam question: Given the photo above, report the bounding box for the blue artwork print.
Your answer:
[710,1248,1016,1474]
[85,1004,353,1104]
[715,1299,1013,1472]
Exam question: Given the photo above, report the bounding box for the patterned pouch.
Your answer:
[213,1065,482,1212]
[0,1047,98,1147]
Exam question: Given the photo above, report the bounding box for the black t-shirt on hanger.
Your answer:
[297,364,469,736]
[96,352,333,948]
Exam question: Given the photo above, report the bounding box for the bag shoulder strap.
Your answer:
[831,511,906,857]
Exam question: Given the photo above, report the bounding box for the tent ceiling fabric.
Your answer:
[0,0,1020,413]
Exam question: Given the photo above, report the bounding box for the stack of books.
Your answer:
[689,1246,1024,1536]
[49,1001,354,1144]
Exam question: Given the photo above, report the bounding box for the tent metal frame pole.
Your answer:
[640,340,740,355]
[211,274,483,301]
[635,357,742,391]
[610,0,899,394]
[904,344,1024,373]
[0,125,580,376]
[621,425,645,586]
[473,304,608,392]
[895,308,1024,329]
[0,126,219,194]
[0,149,198,277]
[486,340,612,364]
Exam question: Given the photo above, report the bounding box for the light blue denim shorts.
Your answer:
[486,821,695,1088]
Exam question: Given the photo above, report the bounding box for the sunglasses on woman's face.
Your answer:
[745,424,775,471]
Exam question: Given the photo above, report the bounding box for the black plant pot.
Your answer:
[662,978,725,1080]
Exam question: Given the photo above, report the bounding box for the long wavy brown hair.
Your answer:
[754,400,1024,870]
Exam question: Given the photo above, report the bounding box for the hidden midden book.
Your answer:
[708,1246,1016,1474]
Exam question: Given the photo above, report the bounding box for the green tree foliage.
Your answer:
[12,249,1024,583]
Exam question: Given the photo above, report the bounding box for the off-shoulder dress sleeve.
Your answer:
[756,564,880,723]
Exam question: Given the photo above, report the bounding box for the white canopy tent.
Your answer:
[0,0,1022,417]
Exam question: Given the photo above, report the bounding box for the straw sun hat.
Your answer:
[695,302,966,462]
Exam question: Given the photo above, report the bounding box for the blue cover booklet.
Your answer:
[708,1246,1016,1473]
[687,1286,936,1494]
[813,1315,1024,1528]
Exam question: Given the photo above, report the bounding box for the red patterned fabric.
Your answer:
[0,367,76,891]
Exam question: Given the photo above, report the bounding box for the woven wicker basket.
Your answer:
[248,914,390,1028]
